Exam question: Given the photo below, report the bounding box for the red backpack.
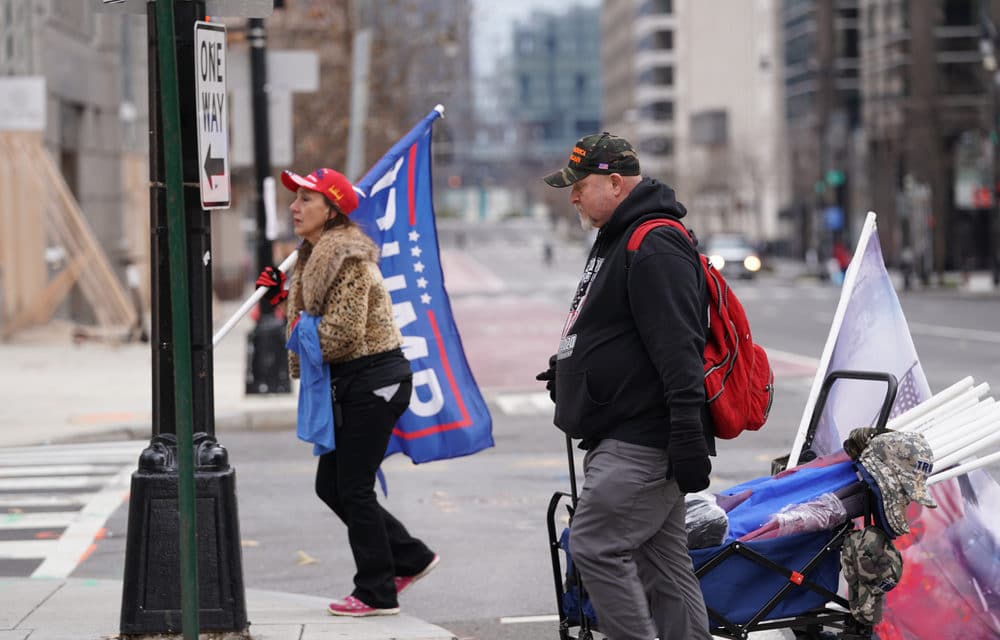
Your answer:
[626,219,774,439]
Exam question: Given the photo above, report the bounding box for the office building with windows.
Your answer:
[859,0,998,271]
[602,0,787,241]
[507,6,602,160]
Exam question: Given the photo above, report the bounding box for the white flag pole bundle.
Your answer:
[212,250,299,348]
[879,374,1000,486]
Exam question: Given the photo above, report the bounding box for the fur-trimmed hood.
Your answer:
[298,224,379,315]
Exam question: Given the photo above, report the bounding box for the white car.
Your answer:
[704,234,762,279]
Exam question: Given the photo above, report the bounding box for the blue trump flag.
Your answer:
[351,106,494,464]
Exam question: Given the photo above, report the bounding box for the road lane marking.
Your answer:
[762,347,820,367]
[909,322,1000,344]
[500,614,560,624]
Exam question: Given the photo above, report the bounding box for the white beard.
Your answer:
[576,207,594,231]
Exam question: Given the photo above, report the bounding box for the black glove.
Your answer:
[668,429,712,493]
[255,266,288,306]
[534,353,557,403]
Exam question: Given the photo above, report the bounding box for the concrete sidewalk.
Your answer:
[0,578,454,640]
[0,309,456,640]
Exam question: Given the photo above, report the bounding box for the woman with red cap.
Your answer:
[260,167,438,617]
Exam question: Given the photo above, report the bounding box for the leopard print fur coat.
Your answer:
[285,223,402,379]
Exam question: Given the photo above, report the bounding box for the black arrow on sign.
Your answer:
[203,144,225,189]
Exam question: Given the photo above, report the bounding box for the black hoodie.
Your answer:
[553,177,714,454]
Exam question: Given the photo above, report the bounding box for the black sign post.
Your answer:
[120,1,247,635]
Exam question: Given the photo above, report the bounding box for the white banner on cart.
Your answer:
[787,211,931,467]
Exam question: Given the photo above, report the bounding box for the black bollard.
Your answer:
[120,434,247,634]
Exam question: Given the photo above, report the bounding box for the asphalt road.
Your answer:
[61,220,1000,639]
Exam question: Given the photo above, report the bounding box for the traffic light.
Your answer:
[825,169,845,187]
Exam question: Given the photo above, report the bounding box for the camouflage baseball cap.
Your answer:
[841,526,903,624]
[858,431,937,536]
[542,132,641,187]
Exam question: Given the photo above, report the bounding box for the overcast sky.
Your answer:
[470,0,600,76]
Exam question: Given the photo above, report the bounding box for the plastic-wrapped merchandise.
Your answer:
[685,492,729,549]
[774,492,848,538]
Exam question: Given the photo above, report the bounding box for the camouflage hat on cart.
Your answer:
[857,431,937,535]
[841,526,904,624]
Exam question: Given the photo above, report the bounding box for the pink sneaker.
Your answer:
[327,595,399,617]
[394,554,441,595]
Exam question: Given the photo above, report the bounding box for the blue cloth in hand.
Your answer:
[286,313,335,455]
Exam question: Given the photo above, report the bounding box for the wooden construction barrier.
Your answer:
[0,132,136,339]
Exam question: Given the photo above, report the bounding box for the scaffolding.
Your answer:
[0,131,137,340]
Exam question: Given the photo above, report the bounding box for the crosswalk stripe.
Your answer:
[0,450,141,463]
[0,476,111,491]
[494,392,554,416]
[0,494,90,508]
[0,512,80,530]
[32,467,132,578]
[0,441,144,454]
[0,441,144,464]
[0,442,140,576]
[0,465,123,478]
[0,539,57,559]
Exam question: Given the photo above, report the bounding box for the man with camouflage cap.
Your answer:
[536,133,712,640]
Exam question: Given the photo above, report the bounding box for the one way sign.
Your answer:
[194,21,230,209]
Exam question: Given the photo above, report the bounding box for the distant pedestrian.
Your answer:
[832,240,851,275]
[543,240,554,267]
[536,133,712,640]
[257,167,439,617]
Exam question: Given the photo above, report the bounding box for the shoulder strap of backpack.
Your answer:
[625,218,694,269]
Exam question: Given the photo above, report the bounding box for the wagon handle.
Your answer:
[799,370,898,462]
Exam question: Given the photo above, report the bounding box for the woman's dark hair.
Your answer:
[322,195,355,231]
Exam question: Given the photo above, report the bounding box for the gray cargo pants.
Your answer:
[569,439,711,640]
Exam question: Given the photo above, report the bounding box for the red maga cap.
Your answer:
[281,168,360,215]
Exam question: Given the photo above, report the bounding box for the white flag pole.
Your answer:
[787,211,878,468]
[929,447,1000,485]
[212,250,299,348]
[888,376,975,430]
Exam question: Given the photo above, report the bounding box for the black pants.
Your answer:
[314,377,435,608]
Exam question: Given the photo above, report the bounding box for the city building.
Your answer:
[782,0,1000,273]
[601,0,674,181]
[859,0,999,273]
[508,6,602,159]
[781,0,860,260]
[602,0,788,243]
[464,3,601,223]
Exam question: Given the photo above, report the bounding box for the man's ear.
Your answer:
[609,173,624,195]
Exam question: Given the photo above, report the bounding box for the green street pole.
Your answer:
[154,1,199,638]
